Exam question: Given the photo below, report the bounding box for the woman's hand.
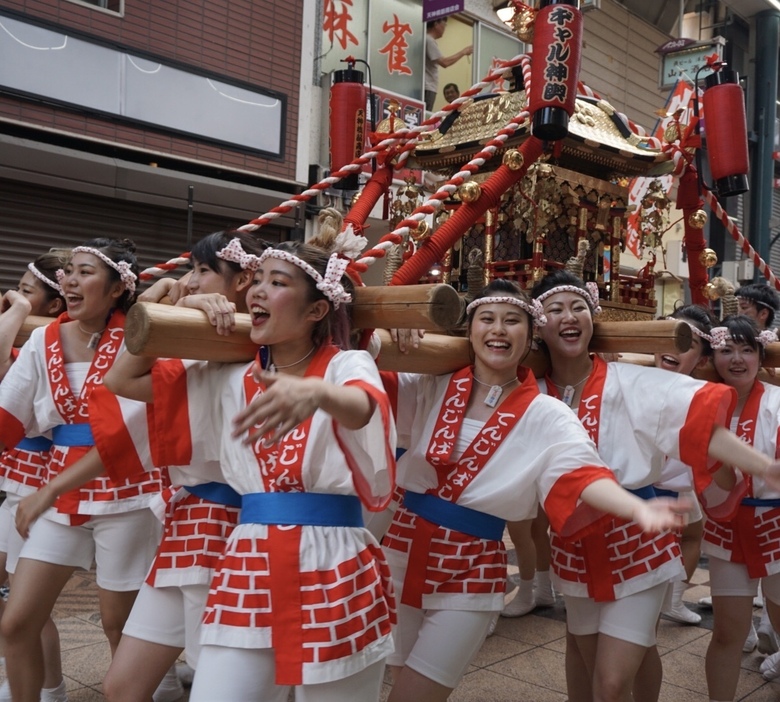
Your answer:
[632,496,691,533]
[390,328,425,354]
[178,293,236,336]
[16,484,57,539]
[232,369,324,445]
[763,460,780,492]
[1,289,32,315]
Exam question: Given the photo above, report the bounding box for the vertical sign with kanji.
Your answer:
[369,0,424,101]
[321,0,368,77]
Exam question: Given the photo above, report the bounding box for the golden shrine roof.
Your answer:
[404,91,673,180]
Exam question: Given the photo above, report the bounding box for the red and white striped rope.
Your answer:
[703,189,780,290]
[357,56,533,268]
[138,54,530,280]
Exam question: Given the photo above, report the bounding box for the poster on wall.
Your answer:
[321,0,369,77]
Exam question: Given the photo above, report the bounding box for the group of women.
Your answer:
[0,224,779,702]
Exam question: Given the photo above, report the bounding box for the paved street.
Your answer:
[2,556,779,701]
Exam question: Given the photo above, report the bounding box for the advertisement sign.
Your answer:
[423,0,464,23]
[369,0,424,101]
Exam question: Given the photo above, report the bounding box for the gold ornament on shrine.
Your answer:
[702,282,720,300]
[688,210,707,229]
[503,149,524,171]
[410,220,430,242]
[663,122,682,144]
[458,181,481,203]
[513,6,536,43]
[699,248,718,268]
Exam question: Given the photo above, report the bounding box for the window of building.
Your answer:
[65,0,123,15]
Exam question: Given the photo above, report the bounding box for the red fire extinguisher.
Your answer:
[329,60,367,190]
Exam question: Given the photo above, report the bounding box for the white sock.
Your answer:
[533,570,552,590]
[41,679,68,702]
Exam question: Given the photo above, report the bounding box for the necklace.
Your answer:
[77,323,106,351]
[472,375,518,408]
[269,346,316,373]
[550,372,590,408]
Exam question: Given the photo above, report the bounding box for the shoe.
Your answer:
[761,651,780,681]
[0,680,10,702]
[698,595,713,608]
[533,571,556,607]
[758,625,779,655]
[744,623,759,653]
[152,666,184,702]
[486,612,499,638]
[661,581,701,625]
[501,579,536,618]
[505,573,519,596]
[175,661,194,688]
[40,680,68,702]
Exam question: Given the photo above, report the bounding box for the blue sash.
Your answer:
[628,486,657,500]
[652,488,679,500]
[51,424,94,447]
[16,436,53,452]
[184,482,242,509]
[741,497,780,508]
[403,490,505,541]
[239,492,364,527]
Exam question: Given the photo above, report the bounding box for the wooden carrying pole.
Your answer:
[15,284,464,350]
[118,308,694,373]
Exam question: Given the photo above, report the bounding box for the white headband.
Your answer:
[256,248,352,310]
[710,326,776,350]
[466,295,548,327]
[535,282,602,315]
[216,238,258,270]
[665,317,713,344]
[27,263,62,295]
[68,246,137,294]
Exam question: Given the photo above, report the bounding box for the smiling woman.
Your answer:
[0,237,166,702]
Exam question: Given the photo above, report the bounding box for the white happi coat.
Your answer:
[703,380,780,579]
[148,346,397,686]
[383,367,615,612]
[543,356,735,601]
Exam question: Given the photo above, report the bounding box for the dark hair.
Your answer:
[716,314,765,361]
[668,304,716,357]
[531,270,591,305]
[79,238,139,313]
[426,18,446,30]
[467,278,532,328]
[31,249,69,303]
[736,283,780,326]
[443,82,459,94]
[272,241,354,350]
[191,230,268,277]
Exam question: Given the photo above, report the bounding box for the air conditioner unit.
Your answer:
[722,259,755,283]
[665,239,688,278]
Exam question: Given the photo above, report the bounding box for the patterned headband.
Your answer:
[710,326,776,350]
[27,263,62,295]
[466,295,548,327]
[535,282,602,315]
[257,248,352,310]
[665,317,713,344]
[216,238,258,270]
[68,246,137,294]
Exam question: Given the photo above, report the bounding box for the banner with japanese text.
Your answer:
[625,80,698,258]
[321,0,368,77]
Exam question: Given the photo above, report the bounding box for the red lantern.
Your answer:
[529,0,583,141]
[702,69,749,197]
[329,66,367,190]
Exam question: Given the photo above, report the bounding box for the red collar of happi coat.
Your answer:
[426,365,539,503]
[243,344,339,492]
[734,379,764,497]
[544,354,607,446]
[44,310,126,424]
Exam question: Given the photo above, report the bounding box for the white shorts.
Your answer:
[190,646,385,702]
[387,605,494,688]
[19,509,161,591]
[122,582,210,668]
[708,556,780,602]
[0,494,25,575]
[564,581,668,647]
